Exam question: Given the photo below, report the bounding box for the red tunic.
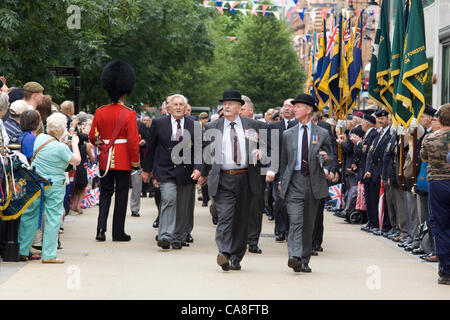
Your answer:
[89,103,140,172]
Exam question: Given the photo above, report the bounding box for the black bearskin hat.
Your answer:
[100,59,136,103]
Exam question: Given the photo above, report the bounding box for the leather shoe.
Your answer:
[172,242,182,250]
[438,274,450,285]
[19,255,29,262]
[314,246,323,252]
[404,241,419,251]
[131,211,140,217]
[372,230,382,236]
[288,257,302,272]
[268,215,275,221]
[112,233,131,241]
[361,224,371,232]
[42,258,64,264]
[230,260,241,270]
[248,245,262,254]
[311,250,318,256]
[202,202,208,207]
[96,229,106,241]
[301,263,312,273]
[212,216,218,225]
[412,247,425,255]
[422,255,438,263]
[152,218,159,228]
[181,241,189,247]
[141,193,147,198]
[157,238,171,250]
[369,227,379,234]
[275,234,286,242]
[217,253,230,271]
[185,234,193,243]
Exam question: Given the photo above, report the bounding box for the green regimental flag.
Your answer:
[396,0,428,128]
[388,0,405,126]
[368,0,392,113]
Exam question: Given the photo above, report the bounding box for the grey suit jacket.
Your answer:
[279,122,333,200]
[201,116,267,197]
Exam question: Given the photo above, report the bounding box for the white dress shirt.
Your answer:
[294,121,312,170]
[221,116,247,170]
[170,115,184,140]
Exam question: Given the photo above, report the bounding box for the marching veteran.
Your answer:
[271,93,333,273]
[18,112,81,263]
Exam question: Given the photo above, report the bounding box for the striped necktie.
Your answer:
[301,125,309,175]
[176,119,183,142]
[230,122,241,165]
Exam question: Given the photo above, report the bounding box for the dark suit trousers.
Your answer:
[272,183,289,237]
[285,171,319,265]
[312,198,325,249]
[364,180,380,228]
[98,170,130,236]
[247,183,265,246]
[214,172,250,262]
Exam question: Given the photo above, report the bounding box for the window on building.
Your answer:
[442,45,450,104]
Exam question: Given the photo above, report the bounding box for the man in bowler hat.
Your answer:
[199,89,267,271]
[268,93,333,273]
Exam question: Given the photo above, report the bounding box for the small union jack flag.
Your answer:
[87,164,99,180]
[329,183,344,210]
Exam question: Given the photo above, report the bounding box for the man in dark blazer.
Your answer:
[268,99,298,243]
[350,112,379,232]
[364,109,392,234]
[142,94,201,250]
[199,90,266,271]
[270,93,333,273]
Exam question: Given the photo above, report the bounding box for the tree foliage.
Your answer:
[1,0,305,114]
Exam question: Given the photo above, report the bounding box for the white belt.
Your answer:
[98,139,128,178]
[103,139,127,144]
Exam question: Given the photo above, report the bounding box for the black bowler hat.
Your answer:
[424,104,436,117]
[291,93,318,112]
[219,90,245,105]
[375,109,389,117]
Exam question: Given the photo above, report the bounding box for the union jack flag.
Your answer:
[329,183,344,210]
[87,164,99,180]
[81,193,94,208]
[325,18,338,57]
[354,11,363,49]
[344,18,352,44]
[91,188,100,205]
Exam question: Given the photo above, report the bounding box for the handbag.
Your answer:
[416,161,428,192]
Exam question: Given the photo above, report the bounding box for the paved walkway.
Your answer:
[0,193,448,300]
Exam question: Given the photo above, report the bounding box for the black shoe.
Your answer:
[172,242,182,250]
[185,234,193,243]
[301,263,312,273]
[311,250,318,256]
[288,257,302,272]
[112,233,131,241]
[275,234,286,242]
[372,230,382,236]
[32,245,42,251]
[405,241,420,251]
[412,247,425,255]
[361,224,370,232]
[369,227,379,234]
[217,253,230,271]
[438,274,450,285]
[314,246,323,252]
[181,241,189,247]
[248,245,262,254]
[153,218,159,228]
[202,202,208,207]
[212,216,218,225]
[96,229,106,242]
[141,193,147,198]
[230,260,241,270]
[131,211,140,217]
[268,215,275,221]
[157,238,170,250]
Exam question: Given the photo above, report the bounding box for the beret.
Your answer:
[23,81,44,93]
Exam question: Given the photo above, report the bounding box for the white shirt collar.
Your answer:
[224,116,243,128]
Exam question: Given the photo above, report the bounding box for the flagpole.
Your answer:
[399,135,405,189]
[413,127,418,191]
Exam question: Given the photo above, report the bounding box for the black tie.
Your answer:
[301,125,309,176]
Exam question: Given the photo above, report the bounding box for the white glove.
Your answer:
[397,125,407,136]
[336,120,347,133]
[326,118,336,126]
[407,118,418,134]
[390,123,397,135]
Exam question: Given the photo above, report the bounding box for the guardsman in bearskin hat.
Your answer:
[89,60,141,242]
